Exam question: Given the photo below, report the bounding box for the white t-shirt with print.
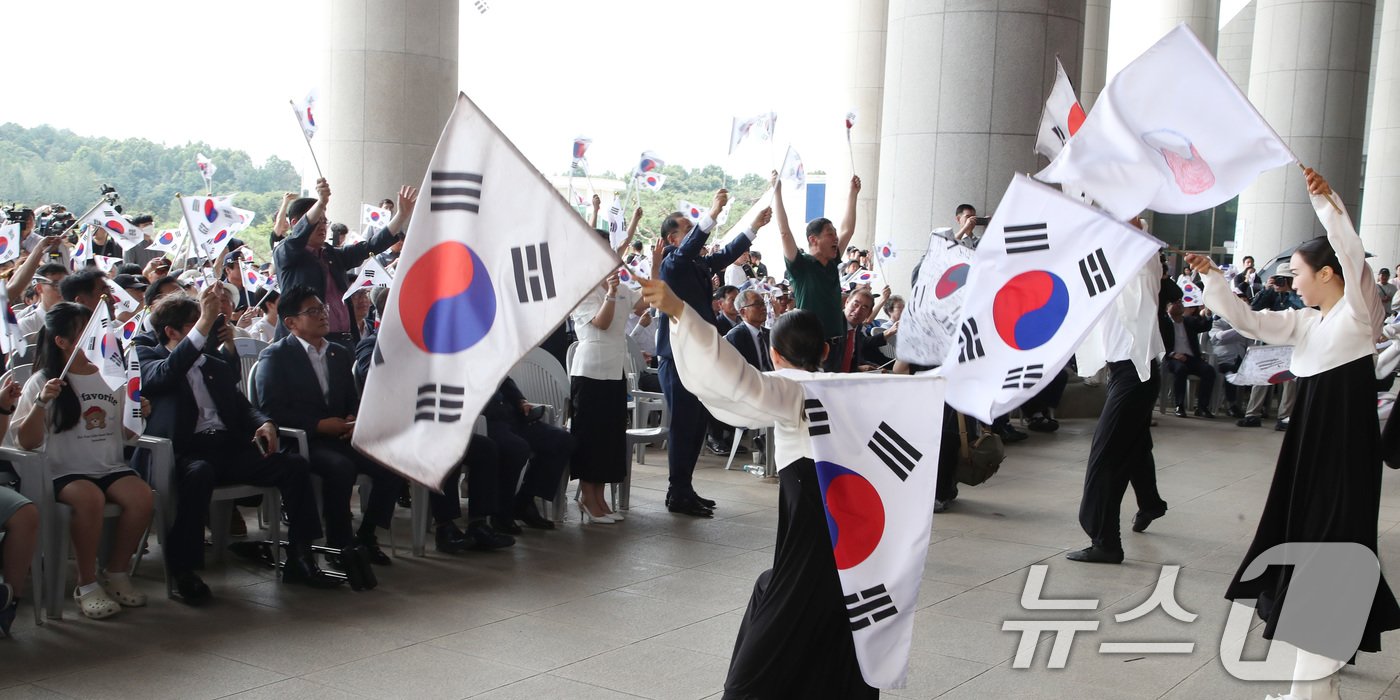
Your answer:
[13,369,128,481]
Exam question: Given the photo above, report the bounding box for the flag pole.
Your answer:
[59,296,107,380]
[290,100,324,179]
[1297,163,1344,215]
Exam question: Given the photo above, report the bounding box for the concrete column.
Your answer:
[1234,0,1375,264]
[824,0,888,253]
[1081,0,1110,110]
[319,0,459,228]
[874,0,1084,295]
[1106,0,1219,83]
[1218,1,1259,92]
[1361,0,1399,265]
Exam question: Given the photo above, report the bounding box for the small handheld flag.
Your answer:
[196,153,217,191]
[290,90,324,178]
[0,222,19,265]
[845,109,857,173]
[780,146,806,190]
[636,151,665,176]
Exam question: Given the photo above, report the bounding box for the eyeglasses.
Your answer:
[740,302,765,310]
[292,305,328,317]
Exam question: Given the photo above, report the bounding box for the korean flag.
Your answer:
[802,373,945,690]
[937,175,1164,422]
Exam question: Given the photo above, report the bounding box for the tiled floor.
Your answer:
[2,415,1399,699]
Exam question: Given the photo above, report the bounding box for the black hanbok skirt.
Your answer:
[723,458,877,699]
[1224,355,1400,656]
[569,376,627,483]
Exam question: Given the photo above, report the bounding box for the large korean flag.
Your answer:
[896,232,974,367]
[938,175,1163,423]
[802,373,945,690]
[1035,24,1293,220]
[354,92,622,488]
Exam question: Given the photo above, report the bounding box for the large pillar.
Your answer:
[824,0,888,254]
[1081,0,1110,110]
[1361,0,1399,265]
[874,0,1085,295]
[1106,0,1219,83]
[1218,1,1259,93]
[1234,0,1375,263]
[320,0,459,228]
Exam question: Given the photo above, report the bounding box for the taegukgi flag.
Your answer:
[146,227,181,254]
[801,373,945,689]
[342,256,393,301]
[780,146,805,190]
[1033,56,1086,162]
[896,232,975,367]
[353,92,624,488]
[729,112,777,154]
[1035,24,1294,220]
[196,153,216,186]
[76,302,127,391]
[0,222,19,264]
[122,355,144,436]
[937,175,1164,422]
[179,195,243,259]
[292,89,319,140]
[79,202,144,251]
[362,202,392,230]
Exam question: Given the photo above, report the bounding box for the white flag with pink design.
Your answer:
[1035,24,1294,220]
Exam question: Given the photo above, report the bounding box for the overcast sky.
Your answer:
[7,1,1251,181]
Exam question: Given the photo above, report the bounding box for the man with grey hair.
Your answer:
[724,289,772,371]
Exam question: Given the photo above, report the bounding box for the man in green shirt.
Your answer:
[773,171,861,346]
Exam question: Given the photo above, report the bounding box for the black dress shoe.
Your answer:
[1131,505,1168,533]
[171,571,214,605]
[1236,416,1261,427]
[667,498,714,518]
[489,515,523,535]
[694,494,717,509]
[358,533,393,566]
[1194,408,1215,419]
[705,436,731,456]
[1026,414,1059,433]
[1226,404,1245,419]
[281,556,344,589]
[1066,545,1124,564]
[435,525,470,555]
[516,502,555,530]
[465,521,515,550]
[994,425,1028,443]
[1173,406,1187,418]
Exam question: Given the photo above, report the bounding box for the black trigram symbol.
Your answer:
[1003,364,1045,389]
[1004,222,1050,255]
[372,343,386,368]
[804,398,830,437]
[511,243,557,303]
[846,584,898,631]
[868,422,922,481]
[1078,248,1117,297]
[361,268,376,280]
[429,172,483,213]
[1051,125,1068,145]
[414,383,465,423]
[473,0,489,14]
[957,318,985,363]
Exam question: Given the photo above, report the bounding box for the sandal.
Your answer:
[101,572,147,607]
[73,585,122,620]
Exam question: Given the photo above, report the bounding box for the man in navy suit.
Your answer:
[253,286,405,577]
[655,190,772,517]
[141,288,340,603]
[723,289,773,372]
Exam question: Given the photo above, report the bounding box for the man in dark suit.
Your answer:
[253,285,404,581]
[723,290,773,371]
[829,287,883,373]
[141,288,340,603]
[712,285,741,335]
[1158,301,1216,418]
[655,189,772,517]
[272,179,414,347]
[480,377,573,533]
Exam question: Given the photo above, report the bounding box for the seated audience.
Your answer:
[1159,301,1216,418]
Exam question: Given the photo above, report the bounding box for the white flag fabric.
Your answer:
[105,278,141,315]
[196,153,216,186]
[896,234,976,367]
[1034,57,1087,162]
[119,310,147,343]
[146,228,181,254]
[843,268,883,291]
[678,200,707,223]
[179,195,243,259]
[79,202,144,251]
[353,92,624,487]
[361,203,392,230]
[292,89,319,140]
[605,198,629,250]
[122,354,144,436]
[94,255,125,274]
[1179,279,1204,307]
[0,287,26,356]
[0,222,19,264]
[937,175,1164,422]
[801,373,945,689]
[1227,345,1295,386]
[635,150,664,176]
[571,137,591,172]
[729,112,777,154]
[77,303,127,391]
[780,146,806,190]
[637,172,666,191]
[1035,24,1294,219]
[343,257,393,301]
[69,229,94,272]
[875,240,898,266]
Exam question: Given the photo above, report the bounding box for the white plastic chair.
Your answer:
[232,337,268,392]
[506,349,571,522]
[407,416,488,556]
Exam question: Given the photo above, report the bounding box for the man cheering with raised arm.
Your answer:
[773,171,861,351]
[655,189,772,517]
[272,179,416,347]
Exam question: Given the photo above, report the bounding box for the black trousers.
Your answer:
[166,431,322,574]
[658,356,708,499]
[487,417,573,504]
[1022,368,1070,415]
[1078,360,1167,551]
[1164,354,1215,411]
[428,435,502,523]
[937,405,962,503]
[1217,357,1242,406]
[307,437,403,548]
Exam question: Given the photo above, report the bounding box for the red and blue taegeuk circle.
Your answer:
[0,236,9,256]
[369,211,383,222]
[157,231,175,245]
[122,319,138,339]
[934,263,970,299]
[211,229,229,246]
[1269,370,1295,384]
[104,220,126,235]
[644,175,661,188]
[202,199,218,223]
[992,270,1069,351]
[400,242,496,354]
[126,376,140,402]
[815,461,885,570]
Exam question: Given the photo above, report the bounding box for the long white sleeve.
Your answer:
[1201,269,1304,347]
[668,308,806,430]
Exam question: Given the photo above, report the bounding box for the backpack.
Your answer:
[956,413,1005,486]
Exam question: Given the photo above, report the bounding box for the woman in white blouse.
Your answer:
[635,276,876,699]
[1187,168,1399,700]
[569,271,648,523]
